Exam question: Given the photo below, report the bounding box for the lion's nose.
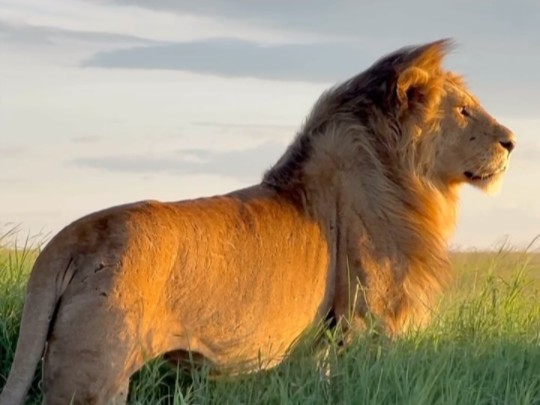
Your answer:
[497,125,516,154]
[499,140,515,153]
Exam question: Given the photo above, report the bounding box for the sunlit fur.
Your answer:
[0,40,516,405]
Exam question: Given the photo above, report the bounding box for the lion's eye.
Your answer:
[459,106,471,117]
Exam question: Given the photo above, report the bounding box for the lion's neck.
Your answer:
[297,138,461,335]
[264,126,462,333]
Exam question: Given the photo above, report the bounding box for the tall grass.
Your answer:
[0,235,41,404]
[1,236,539,404]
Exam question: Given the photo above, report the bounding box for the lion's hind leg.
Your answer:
[42,337,135,405]
[41,296,144,405]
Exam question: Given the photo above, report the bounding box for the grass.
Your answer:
[1,237,539,404]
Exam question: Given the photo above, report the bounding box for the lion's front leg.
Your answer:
[331,252,371,337]
[331,247,394,342]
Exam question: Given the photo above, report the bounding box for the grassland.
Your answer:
[1,239,539,404]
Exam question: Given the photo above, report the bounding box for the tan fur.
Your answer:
[0,40,516,405]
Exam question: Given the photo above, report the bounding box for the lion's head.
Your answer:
[267,40,515,198]
[422,74,515,193]
[393,41,516,194]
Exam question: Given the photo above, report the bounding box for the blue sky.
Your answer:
[0,0,539,249]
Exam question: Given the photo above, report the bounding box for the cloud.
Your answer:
[71,141,286,182]
[191,121,299,144]
[92,0,540,117]
[82,39,376,83]
[0,20,156,47]
[104,0,540,46]
[71,135,103,144]
[193,121,297,131]
[81,36,540,118]
[0,145,30,158]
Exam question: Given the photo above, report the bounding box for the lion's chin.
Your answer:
[465,170,505,195]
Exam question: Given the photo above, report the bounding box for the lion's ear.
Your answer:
[397,66,432,113]
[399,39,452,75]
[395,40,451,118]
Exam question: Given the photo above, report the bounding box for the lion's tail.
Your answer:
[0,249,75,405]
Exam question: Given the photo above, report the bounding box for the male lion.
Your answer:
[0,40,515,405]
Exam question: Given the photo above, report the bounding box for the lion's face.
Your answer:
[430,76,516,193]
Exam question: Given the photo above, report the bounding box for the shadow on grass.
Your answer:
[124,334,540,405]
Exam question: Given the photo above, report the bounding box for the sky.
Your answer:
[0,0,539,250]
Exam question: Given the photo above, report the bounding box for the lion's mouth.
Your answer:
[463,169,504,181]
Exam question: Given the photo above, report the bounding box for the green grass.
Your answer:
[1,239,539,404]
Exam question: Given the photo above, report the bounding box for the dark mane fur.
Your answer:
[263,39,453,190]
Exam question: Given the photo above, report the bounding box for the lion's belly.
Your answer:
[159,239,332,372]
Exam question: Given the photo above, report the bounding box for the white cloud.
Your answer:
[0,45,322,146]
[0,0,326,45]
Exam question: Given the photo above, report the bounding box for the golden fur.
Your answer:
[0,40,516,405]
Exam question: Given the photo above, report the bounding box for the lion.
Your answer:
[0,39,515,405]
